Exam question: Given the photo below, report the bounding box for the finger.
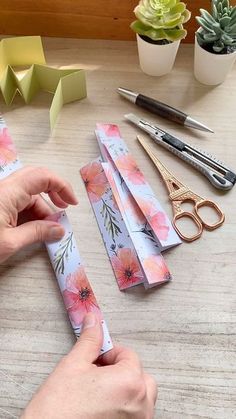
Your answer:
[68,313,103,365]
[25,195,53,220]
[6,220,65,251]
[144,373,158,405]
[9,166,78,206]
[100,345,142,370]
[48,191,69,209]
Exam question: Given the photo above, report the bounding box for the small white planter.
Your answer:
[136,34,180,76]
[194,35,236,85]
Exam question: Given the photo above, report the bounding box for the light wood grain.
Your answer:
[0,37,236,419]
[0,0,236,42]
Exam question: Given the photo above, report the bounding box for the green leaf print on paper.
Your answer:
[100,199,122,242]
[53,232,74,275]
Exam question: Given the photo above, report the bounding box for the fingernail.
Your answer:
[60,203,69,209]
[70,193,79,205]
[72,197,79,205]
[48,226,65,240]
[82,312,97,330]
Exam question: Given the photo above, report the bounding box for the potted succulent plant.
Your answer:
[130,0,191,76]
[194,0,236,85]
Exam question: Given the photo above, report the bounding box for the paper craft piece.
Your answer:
[80,123,182,290]
[0,36,87,130]
[80,159,145,290]
[102,161,171,288]
[80,158,172,289]
[96,123,181,250]
[0,114,112,354]
[0,36,46,75]
[45,211,113,354]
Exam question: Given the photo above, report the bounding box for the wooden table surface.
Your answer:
[0,37,235,419]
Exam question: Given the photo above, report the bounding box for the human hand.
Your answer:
[0,166,78,263]
[21,313,157,419]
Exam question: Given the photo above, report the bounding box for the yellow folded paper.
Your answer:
[0,36,87,130]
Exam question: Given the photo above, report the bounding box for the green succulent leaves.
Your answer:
[130,0,191,42]
[196,0,236,53]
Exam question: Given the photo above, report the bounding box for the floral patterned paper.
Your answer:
[91,124,181,288]
[0,117,22,176]
[102,159,171,288]
[45,211,113,353]
[0,113,112,355]
[96,123,181,250]
[80,159,145,290]
[81,157,172,289]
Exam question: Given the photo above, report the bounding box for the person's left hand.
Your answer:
[0,166,78,263]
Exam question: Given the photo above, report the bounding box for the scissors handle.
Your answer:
[195,199,225,230]
[173,199,225,242]
[172,211,203,242]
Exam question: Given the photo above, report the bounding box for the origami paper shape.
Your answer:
[0,36,87,130]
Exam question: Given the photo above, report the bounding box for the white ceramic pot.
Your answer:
[194,35,236,85]
[136,34,180,76]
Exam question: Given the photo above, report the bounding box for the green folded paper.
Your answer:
[0,36,87,129]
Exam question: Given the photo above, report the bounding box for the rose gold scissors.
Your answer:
[137,135,225,242]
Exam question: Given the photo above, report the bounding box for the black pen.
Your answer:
[117,87,213,133]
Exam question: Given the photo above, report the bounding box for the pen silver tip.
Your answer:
[118,88,138,103]
[185,116,214,133]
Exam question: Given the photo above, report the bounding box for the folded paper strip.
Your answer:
[80,124,181,290]
[0,116,112,354]
[0,36,87,130]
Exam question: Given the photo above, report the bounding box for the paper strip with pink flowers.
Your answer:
[80,159,145,290]
[96,123,181,251]
[45,211,113,354]
[0,115,22,176]
[80,158,172,289]
[102,161,172,288]
[0,114,113,355]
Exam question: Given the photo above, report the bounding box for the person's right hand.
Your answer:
[21,312,157,419]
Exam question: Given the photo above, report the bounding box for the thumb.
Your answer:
[68,313,103,364]
[8,220,65,252]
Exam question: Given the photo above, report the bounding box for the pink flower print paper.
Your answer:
[96,123,181,250]
[63,267,102,325]
[0,115,22,178]
[45,211,113,354]
[80,160,108,203]
[0,114,113,355]
[102,160,171,288]
[80,160,145,290]
[111,247,145,289]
